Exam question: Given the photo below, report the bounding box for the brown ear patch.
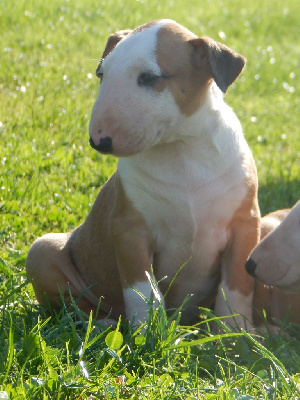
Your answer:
[156,23,213,116]
[189,37,246,93]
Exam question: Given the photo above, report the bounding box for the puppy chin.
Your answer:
[111,138,156,157]
[277,280,300,294]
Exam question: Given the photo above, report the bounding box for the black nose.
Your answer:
[89,136,112,153]
[245,258,257,277]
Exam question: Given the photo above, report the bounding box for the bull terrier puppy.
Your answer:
[26,20,260,328]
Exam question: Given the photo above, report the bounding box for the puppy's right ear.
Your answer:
[189,37,246,93]
[101,29,132,59]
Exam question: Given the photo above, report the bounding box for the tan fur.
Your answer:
[156,23,211,116]
[27,175,125,319]
[224,158,260,295]
[112,174,154,286]
[156,23,246,116]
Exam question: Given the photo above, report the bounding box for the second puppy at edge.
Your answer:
[247,202,300,327]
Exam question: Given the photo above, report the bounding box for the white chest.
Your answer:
[118,141,247,262]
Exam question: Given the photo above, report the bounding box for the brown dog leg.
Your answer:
[26,232,106,318]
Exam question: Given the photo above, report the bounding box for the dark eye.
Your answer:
[138,72,159,87]
[96,69,103,79]
[96,60,104,79]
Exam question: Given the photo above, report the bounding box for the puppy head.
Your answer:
[89,20,246,156]
[247,202,300,292]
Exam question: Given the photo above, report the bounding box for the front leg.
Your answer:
[115,225,162,323]
[112,177,163,325]
[214,190,260,330]
[122,272,163,325]
[114,226,163,324]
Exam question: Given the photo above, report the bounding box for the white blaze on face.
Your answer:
[89,20,181,156]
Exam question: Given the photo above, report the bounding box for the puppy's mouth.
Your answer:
[257,262,292,287]
[277,281,300,293]
[89,136,113,154]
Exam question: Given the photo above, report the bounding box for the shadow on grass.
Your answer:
[258,177,299,216]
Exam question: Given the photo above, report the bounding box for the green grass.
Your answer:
[1,0,300,398]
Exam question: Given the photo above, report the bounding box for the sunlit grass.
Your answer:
[0,0,299,397]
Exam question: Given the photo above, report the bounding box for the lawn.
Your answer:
[0,0,299,398]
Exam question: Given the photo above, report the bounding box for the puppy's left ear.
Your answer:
[96,30,133,77]
[189,37,246,93]
[101,29,133,59]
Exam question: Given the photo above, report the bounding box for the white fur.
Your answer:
[123,280,163,324]
[214,260,253,328]
[214,284,253,329]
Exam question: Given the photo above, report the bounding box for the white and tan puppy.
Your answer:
[246,204,300,326]
[247,201,300,292]
[26,20,260,328]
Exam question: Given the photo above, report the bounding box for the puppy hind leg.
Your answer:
[26,233,101,316]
